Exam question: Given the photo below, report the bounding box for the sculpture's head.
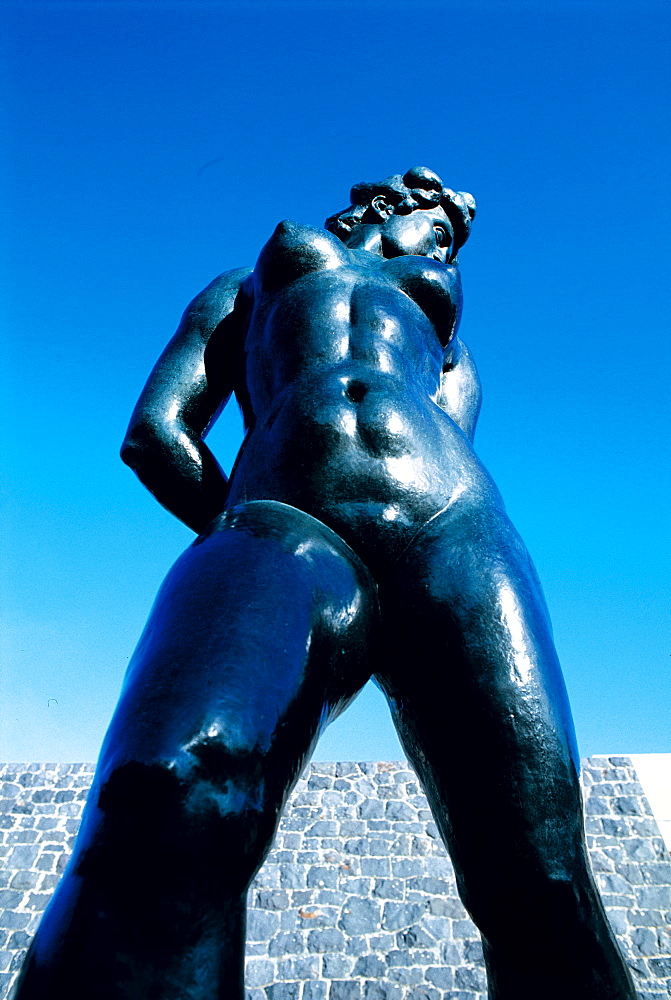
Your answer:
[325,166,476,265]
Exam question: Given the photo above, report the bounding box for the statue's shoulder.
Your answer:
[182,266,253,339]
[184,267,252,325]
[253,220,350,293]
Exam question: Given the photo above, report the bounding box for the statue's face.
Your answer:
[380,206,455,263]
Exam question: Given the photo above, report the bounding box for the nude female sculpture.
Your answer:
[15,167,636,999]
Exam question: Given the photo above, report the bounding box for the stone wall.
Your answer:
[1,757,669,999]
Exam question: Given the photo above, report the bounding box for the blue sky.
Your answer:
[1,0,669,763]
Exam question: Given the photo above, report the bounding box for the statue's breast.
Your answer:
[252,220,351,294]
[381,256,462,349]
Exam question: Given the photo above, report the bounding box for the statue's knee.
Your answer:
[475,870,595,952]
[87,753,273,895]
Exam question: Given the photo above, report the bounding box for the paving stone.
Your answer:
[338,898,380,935]
[425,966,454,989]
[256,890,291,910]
[406,877,450,895]
[307,868,338,890]
[384,802,415,822]
[358,800,384,820]
[329,981,360,1000]
[641,862,671,884]
[307,777,332,791]
[406,987,439,1000]
[307,929,345,953]
[245,959,275,987]
[390,858,424,878]
[371,879,403,900]
[632,927,660,956]
[385,966,424,986]
[441,941,464,965]
[321,955,352,978]
[367,933,396,951]
[338,822,365,837]
[8,873,38,891]
[278,957,319,981]
[382,901,426,931]
[280,910,300,931]
[606,908,629,935]
[359,859,390,877]
[387,949,435,968]
[362,983,402,1000]
[353,955,386,977]
[248,909,281,941]
[343,839,368,857]
[266,983,301,1000]
[306,823,338,838]
[396,924,435,949]
[636,886,671,909]
[0,893,22,911]
[344,936,367,957]
[268,933,305,957]
[598,872,632,893]
[0,911,30,932]
[463,940,484,963]
[303,982,327,1000]
[6,832,39,846]
[291,892,314,907]
[454,965,488,991]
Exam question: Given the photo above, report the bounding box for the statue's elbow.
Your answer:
[120,437,138,472]
[120,421,162,476]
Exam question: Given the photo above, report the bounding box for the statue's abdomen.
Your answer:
[226,364,497,567]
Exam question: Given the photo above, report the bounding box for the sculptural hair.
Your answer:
[325,166,476,263]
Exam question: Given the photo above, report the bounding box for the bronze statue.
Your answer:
[15,167,636,999]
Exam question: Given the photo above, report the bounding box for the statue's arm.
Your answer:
[121,266,252,533]
[436,337,482,441]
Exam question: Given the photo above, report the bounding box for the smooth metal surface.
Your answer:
[15,168,636,999]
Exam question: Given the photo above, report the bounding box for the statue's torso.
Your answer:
[225,222,498,567]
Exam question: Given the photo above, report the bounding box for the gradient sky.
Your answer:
[1,0,669,763]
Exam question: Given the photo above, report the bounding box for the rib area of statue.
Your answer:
[15,167,637,1000]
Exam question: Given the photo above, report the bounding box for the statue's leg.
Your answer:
[377,499,636,1000]
[15,501,378,1000]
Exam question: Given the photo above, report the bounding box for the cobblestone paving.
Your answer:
[1,757,669,999]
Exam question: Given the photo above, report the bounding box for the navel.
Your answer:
[344,379,368,403]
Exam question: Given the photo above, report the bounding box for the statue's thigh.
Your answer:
[14,506,378,999]
[377,501,584,895]
[98,500,378,786]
